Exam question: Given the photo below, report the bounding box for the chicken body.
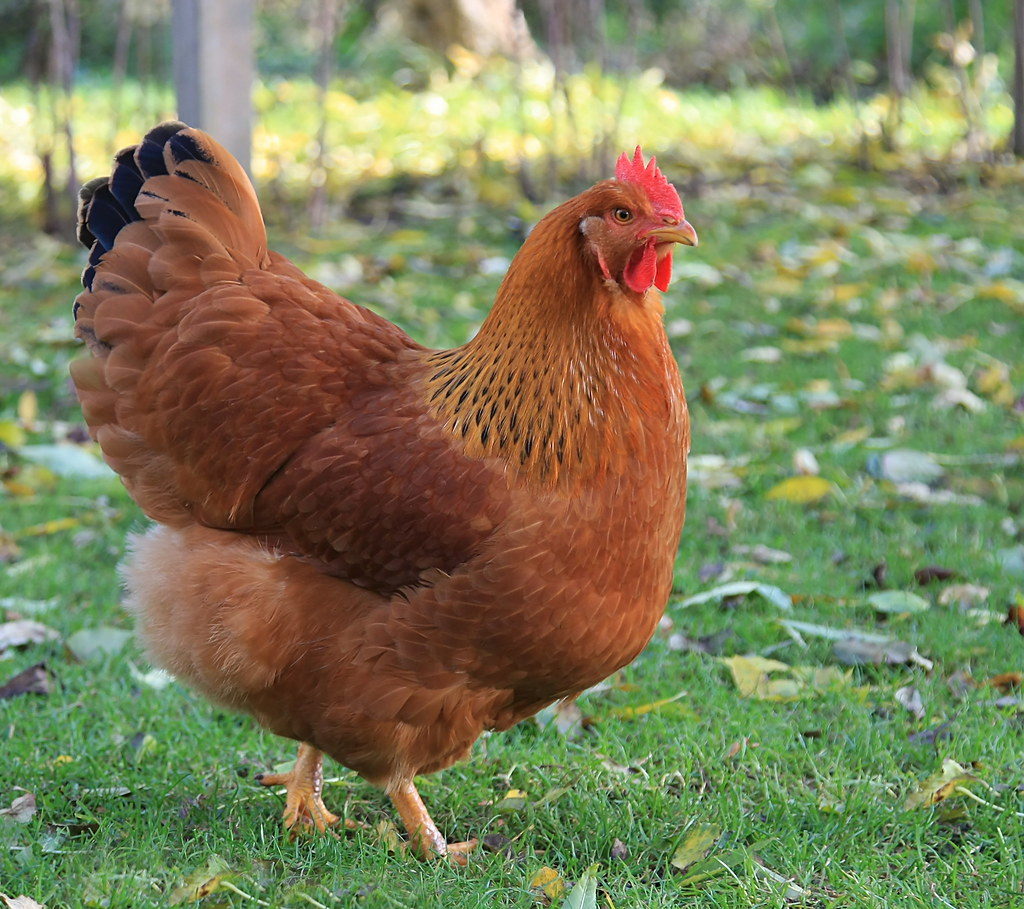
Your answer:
[71,123,693,857]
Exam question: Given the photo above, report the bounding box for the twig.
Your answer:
[219,881,272,906]
[954,786,1024,819]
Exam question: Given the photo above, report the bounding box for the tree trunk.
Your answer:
[171,0,254,175]
[1014,0,1024,156]
[382,0,536,60]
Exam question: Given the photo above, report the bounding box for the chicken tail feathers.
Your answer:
[70,122,273,524]
[76,120,268,293]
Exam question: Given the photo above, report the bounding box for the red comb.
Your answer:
[615,147,683,219]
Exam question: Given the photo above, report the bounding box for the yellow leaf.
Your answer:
[904,759,983,810]
[765,476,833,504]
[974,362,1014,406]
[0,421,26,448]
[814,318,853,340]
[19,518,80,537]
[781,337,839,355]
[832,425,873,447]
[3,480,36,498]
[611,690,691,719]
[976,281,1020,303]
[17,391,38,430]
[529,866,566,901]
[720,656,859,701]
[831,282,864,303]
[720,655,794,699]
[496,788,529,811]
[671,823,722,872]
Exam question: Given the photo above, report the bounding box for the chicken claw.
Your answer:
[389,780,478,865]
[257,742,339,834]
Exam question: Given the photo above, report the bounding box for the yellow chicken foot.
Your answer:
[389,780,478,865]
[256,742,339,834]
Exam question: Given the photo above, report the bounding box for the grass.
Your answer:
[0,77,1023,907]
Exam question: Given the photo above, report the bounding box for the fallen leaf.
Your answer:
[893,482,984,506]
[752,861,810,901]
[731,544,793,564]
[65,627,132,662]
[19,518,80,538]
[610,690,690,719]
[904,759,983,810]
[938,584,989,608]
[671,823,722,873]
[946,670,976,700]
[720,656,857,701]
[679,581,792,611]
[535,699,585,738]
[529,867,566,902]
[0,421,27,448]
[169,855,235,904]
[0,792,36,824]
[908,720,953,745]
[127,663,175,690]
[668,628,733,655]
[562,864,599,909]
[778,619,892,643]
[1007,603,1024,635]
[895,686,925,720]
[867,591,931,615]
[0,664,52,700]
[610,838,629,860]
[914,566,957,585]
[1,896,46,909]
[832,638,932,669]
[985,672,1022,693]
[481,833,511,854]
[792,448,820,475]
[0,620,59,655]
[869,449,944,484]
[765,475,833,504]
[495,789,528,812]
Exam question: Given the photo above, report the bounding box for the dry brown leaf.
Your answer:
[985,672,1022,693]
[0,664,52,700]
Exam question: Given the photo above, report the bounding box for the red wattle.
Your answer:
[654,249,673,291]
[624,241,658,294]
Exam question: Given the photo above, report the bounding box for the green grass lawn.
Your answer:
[1,86,1023,907]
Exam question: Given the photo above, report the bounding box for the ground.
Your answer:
[0,79,1022,907]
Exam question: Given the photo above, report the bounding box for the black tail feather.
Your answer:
[77,120,191,292]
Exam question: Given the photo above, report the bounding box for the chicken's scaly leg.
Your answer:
[257,742,339,833]
[389,780,477,865]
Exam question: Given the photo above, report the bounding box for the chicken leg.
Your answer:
[389,779,477,865]
[257,742,339,833]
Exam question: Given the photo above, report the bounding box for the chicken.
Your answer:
[70,122,697,861]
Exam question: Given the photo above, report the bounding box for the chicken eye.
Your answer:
[612,208,633,223]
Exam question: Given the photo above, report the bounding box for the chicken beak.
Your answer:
[646,220,698,248]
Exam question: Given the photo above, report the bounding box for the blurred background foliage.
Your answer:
[0,0,1021,245]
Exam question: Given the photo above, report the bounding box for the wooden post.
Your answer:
[171,0,254,175]
[1014,0,1024,156]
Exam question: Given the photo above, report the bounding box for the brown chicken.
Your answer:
[70,122,696,861]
